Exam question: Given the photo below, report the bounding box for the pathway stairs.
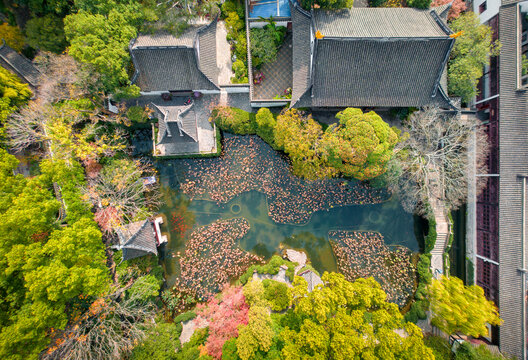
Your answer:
[430,196,449,278]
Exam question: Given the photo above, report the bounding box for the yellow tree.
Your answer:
[428,276,502,337]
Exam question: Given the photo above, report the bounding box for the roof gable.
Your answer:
[313,7,450,38]
[115,220,158,261]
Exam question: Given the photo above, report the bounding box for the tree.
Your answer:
[87,158,161,224]
[274,109,330,180]
[322,108,400,180]
[281,273,434,360]
[431,0,466,20]
[428,276,502,337]
[300,0,353,9]
[448,12,501,103]
[0,23,25,52]
[43,287,157,360]
[236,305,274,360]
[131,322,182,360]
[25,15,68,53]
[255,107,276,148]
[195,285,249,359]
[0,67,32,127]
[406,0,431,9]
[381,106,488,215]
[64,9,137,92]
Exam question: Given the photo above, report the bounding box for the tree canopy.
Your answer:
[448,12,501,103]
[428,276,502,337]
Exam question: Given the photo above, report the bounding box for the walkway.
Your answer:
[428,169,450,278]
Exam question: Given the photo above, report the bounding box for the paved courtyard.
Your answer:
[252,33,292,100]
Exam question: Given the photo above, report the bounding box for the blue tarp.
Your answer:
[249,0,291,18]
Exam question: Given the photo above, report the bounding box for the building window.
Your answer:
[520,2,528,87]
[479,1,486,13]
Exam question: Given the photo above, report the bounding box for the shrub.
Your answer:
[424,335,452,360]
[126,274,163,303]
[407,0,431,9]
[212,106,257,134]
[174,310,197,324]
[222,338,239,360]
[250,23,286,68]
[127,105,149,123]
[425,216,437,253]
[263,280,291,311]
[131,322,182,359]
[231,59,248,84]
[255,108,276,147]
[238,255,296,284]
[367,0,386,6]
[0,23,25,52]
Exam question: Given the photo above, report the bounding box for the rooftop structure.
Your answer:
[113,220,159,262]
[0,41,40,89]
[150,102,200,155]
[289,3,456,109]
[130,19,220,93]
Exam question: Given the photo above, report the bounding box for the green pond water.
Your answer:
[156,135,419,288]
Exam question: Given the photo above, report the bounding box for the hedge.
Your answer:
[174,310,197,324]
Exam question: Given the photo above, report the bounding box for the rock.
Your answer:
[285,249,307,274]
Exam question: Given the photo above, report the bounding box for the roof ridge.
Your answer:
[123,219,151,247]
[194,16,220,89]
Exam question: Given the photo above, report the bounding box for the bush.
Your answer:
[424,335,452,360]
[263,280,291,311]
[425,216,437,253]
[255,108,276,147]
[231,59,248,84]
[212,106,257,134]
[238,255,296,284]
[174,310,197,324]
[407,0,431,9]
[127,105,149,123]
[404,300,427,323]
[250,23,286,68]
[126,274,163,303]
[131,323,182,359]
[222,338,240,360]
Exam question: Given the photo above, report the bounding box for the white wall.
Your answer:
[473,0,501,24]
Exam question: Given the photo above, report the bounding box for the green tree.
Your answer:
[255,107,276,148]
[64,9,137,92]
[428,276,502,337]
[0,67,32,123]
[236,306,274,360]
[0,23,25,52]
[323,108,400,180]
[448,12,501,103]
[406,0,431,9]
[131,322,182,360]
[25,15,68,54]
[281,273,434,360]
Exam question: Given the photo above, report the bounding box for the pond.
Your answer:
[156,135,419,304]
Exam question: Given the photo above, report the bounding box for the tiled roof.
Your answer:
[308,38,453,108]
[290,2,312,106]
[498,3,528,359]
[197,18,219,86]
[0,42,40,88]
[132,47,218,91]
[132,26,202,49]
[299,270,323,292]
[151,102,198,144]
[130,19,220,92]
[115,220,158,261]
[313,8,450,38]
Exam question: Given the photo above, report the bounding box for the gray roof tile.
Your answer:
[308,38,453,108]
[0,42,40,88]
[132,47,217,91]
[290,2,312,106]
[313,8,450,38]
[197,19,219,86]
[116,220,158,261]
[151,102,198,144]
[132,27,202,49]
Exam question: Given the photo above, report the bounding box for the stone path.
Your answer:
[216,21,234,85]
[428,169,450,278]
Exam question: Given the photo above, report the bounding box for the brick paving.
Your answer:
[253,32,293,100]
